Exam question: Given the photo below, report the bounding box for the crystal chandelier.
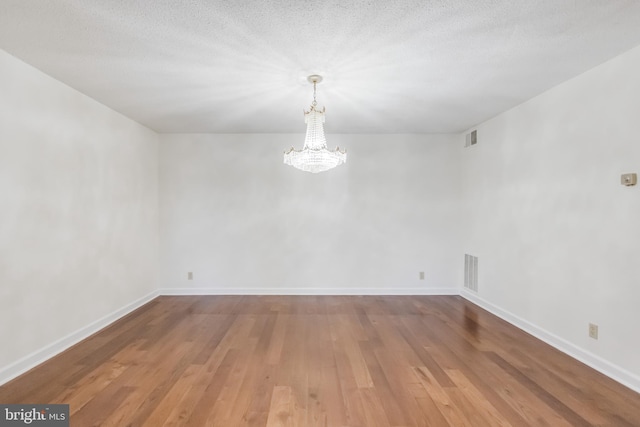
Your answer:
[284,75,347,173]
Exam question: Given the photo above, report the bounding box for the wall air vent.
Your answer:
[464,130,477,148]
[464,254,478,292]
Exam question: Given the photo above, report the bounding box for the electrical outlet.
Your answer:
[419,272,425,280]
[621,173,637,186]
[188,272,193,280]
[589,323,598,340]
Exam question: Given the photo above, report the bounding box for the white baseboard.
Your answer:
[0,290,159,387]
[159,287,459,296]
[461,289,640,394]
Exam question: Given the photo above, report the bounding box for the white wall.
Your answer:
[461,45,640,390]
[0,50,159,382]
[159,133,461,294]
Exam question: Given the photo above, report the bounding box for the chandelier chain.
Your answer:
[312,81,317,106]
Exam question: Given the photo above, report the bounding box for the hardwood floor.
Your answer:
[1,295,639,426]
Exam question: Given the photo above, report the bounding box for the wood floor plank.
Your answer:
[358,340,409,426]
[265,386,293,427]
[70,384,136,427]
[266,313,289,365]
[331,340,368,425]
[408,383,452,427]
[446,369,513,427]
[359,388,392,427]
[400,313,532,426]
[488,360,575,426]
[240,364,278,426]
[154,314,257,426]
[373,349,430,427]
[306,314,343,427]
[1,295,639,426]
[412,366,474,427]
[328,315,374,389]
[182,347,239,426]
[395,321,456,388]
[205,337,259,425]
[140,364,200,427]
[53,353,130,413]
[486,351,592,426]
[496,345,637,426]
[217,314,275,424]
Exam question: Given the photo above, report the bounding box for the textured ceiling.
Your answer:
[2,0,640,133]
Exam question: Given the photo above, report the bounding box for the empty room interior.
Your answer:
[1,1,640,426]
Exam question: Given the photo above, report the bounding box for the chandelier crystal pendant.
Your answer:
[284,75,347,173]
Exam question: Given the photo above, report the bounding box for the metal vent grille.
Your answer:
[464,130,477,148]
[464,254,478,291]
